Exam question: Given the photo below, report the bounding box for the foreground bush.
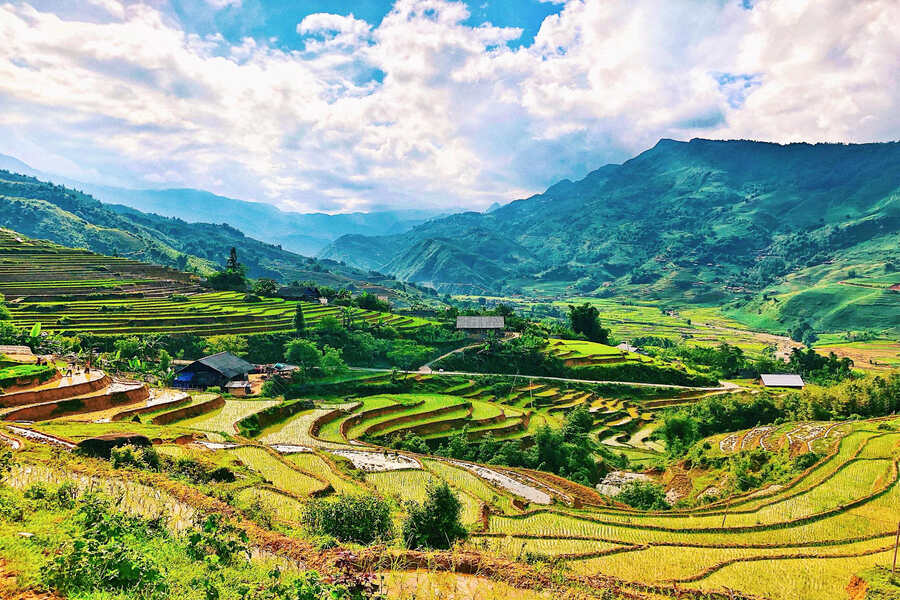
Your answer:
[302,494,393,545]
[402,481,467,550]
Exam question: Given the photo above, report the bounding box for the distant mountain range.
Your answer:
[0,169,435,305]
[0,153,443,256]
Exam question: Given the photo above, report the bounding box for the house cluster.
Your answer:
[173,352,298,397]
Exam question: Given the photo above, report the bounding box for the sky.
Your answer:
[0,0,899,213]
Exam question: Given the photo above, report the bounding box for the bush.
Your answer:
[616,481,670,510]
[110,444,160,471]
[44,495,169,599]
[302,494,393,545]
[186,513,249,566]
[402,481,467,549]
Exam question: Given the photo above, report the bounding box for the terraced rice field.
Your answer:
[0,230,426,335]
[476,420,900,600]
[177,399,280,433]
[546,338,648,366]
[5,359,898,600]
[228,446,327,496]
[7,291,424,336]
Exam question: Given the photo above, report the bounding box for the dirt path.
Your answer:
[419,332,522,373]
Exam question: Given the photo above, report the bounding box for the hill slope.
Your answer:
[321,138,900,330]
[0,170,434,305]
[0,152,441,256]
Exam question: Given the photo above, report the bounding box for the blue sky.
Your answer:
[170,1,564,52]
[0,0,898,213]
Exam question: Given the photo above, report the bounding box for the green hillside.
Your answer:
[321,139,900,332]
[0,228,426,336]
[0,169,436,305]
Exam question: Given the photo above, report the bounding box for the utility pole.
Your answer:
[892,520,899,577]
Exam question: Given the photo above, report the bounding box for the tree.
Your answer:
[251,278,279,297]
[293,303,306,336]
[284,338,321,378]
[0,294,10,321]
[402,481,467,549]
[207,247,248,291]
[386,340,433,371]
[204,335,248,357]
[568,303,610,344]
[319,346,348,378]
[226,247,240,272]
[354,292,390,312]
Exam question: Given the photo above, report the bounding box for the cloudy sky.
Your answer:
[1,0,898,213]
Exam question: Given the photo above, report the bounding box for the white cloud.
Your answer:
[204,0,241,9]
[0,0,897,214]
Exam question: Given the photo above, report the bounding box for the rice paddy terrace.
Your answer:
[0,229,425,335]
[3,365,897,600]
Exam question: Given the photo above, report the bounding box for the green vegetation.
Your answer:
[617,480,669,510]
[661,373,900,455]
[401,480,467,550]
[301,494,393,545]
[0,363,55,386]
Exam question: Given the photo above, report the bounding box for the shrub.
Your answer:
[44,495,169,599]
[110,444,160,471]
[0,487,24,521]
[402,481,467,549]
[302,494,393,545]
[186,513,249,566]
[616,481,670,510]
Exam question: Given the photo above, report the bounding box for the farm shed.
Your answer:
[174,352,253,390]
[225,380,253,397]
[456,316,505,338]
[759,374,805,388]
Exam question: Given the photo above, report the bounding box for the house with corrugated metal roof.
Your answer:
[456,316,505,338]
[174,352,253,390]
[759,374,805,388]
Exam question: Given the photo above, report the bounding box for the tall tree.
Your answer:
[293,303,306,336]
[568,303,610,344]
[226,247,240,272]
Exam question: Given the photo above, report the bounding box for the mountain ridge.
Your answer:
[319,138,900,331]
[0,153,444,256]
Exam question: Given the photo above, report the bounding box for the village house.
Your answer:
[455,316,505,338]
[174,352,253,390]
[277,285,328,304]
[759,373,805,389]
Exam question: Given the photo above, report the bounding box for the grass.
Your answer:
[0,363,55,386]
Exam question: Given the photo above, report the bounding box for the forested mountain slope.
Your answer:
[0,170,427,300]
[321,139,900,318]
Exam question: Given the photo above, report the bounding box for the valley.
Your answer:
[0,141,897,600]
